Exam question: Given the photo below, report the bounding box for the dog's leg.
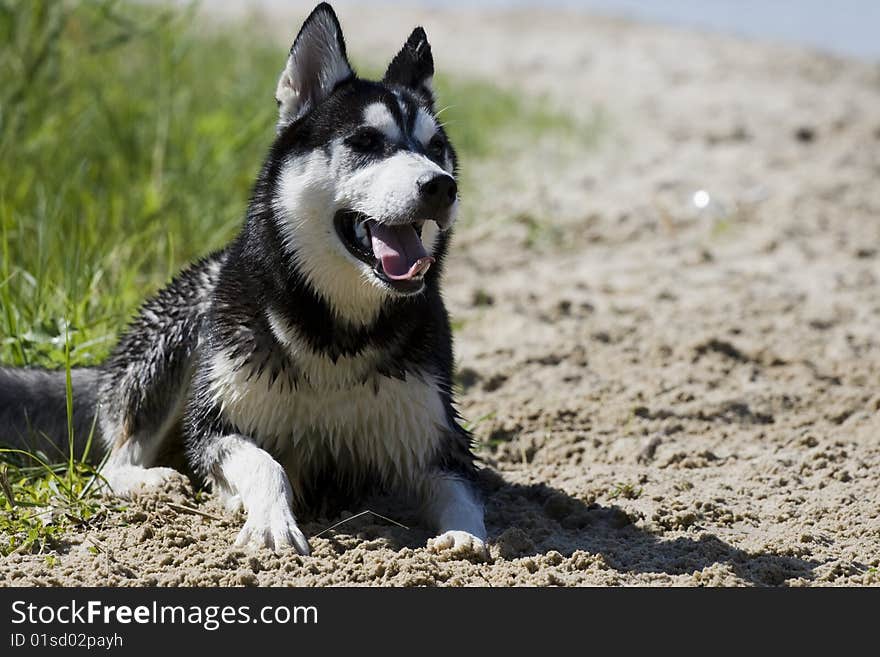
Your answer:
[421,471,488,558]
[96,376,190,497]
[206,434,310,555]
[99,436,181,497]
[95,256,221,496]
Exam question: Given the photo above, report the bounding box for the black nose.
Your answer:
[418,174,457,209]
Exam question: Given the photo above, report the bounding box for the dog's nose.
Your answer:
[418,174,457,210]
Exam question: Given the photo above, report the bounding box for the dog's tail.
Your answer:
[0,367,102,463]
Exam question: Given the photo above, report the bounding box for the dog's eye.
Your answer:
[348,129,384,153]
[427,135,446,158]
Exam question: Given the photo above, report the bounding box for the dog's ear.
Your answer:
[383,27,434,105]
[275,3,354,130]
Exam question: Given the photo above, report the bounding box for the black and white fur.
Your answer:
[0,4,486,556]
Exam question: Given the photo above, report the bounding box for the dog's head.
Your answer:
[267,3,458,322]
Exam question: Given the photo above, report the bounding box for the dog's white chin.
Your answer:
[288,237,394,326]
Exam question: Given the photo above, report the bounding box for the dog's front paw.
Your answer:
[235,506,311,555]
[99,466,182,497]
[427,530,489,561]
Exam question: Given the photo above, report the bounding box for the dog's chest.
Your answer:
[207,344,449,475]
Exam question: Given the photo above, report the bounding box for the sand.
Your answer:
[2,4,879,586]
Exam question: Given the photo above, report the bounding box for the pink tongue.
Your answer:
[369,222,434,280]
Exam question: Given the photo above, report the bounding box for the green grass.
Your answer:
[608,482,644,501]
[1,0,282,370]
[0,446,116,555]
[0,0,593,554]
[0,319,113,555]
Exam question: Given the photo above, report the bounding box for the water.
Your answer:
[379,0,880,60]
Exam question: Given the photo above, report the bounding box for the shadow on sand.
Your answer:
[474,470,817,586]
[320,468,818,586]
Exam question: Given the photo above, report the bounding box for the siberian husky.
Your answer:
[0,3,486,557]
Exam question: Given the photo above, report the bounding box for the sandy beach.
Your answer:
[2,3,878,586]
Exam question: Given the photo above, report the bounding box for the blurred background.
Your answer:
[382,0,880,59]
[2,0,877,368]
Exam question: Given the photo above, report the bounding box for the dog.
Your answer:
[0,3,486,557]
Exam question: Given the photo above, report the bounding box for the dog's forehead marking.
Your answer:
[362,102,402,142]
[362,96,438,147]
[414,107,438,146]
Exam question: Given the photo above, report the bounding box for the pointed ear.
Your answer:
[383,27,435,105]
[275,3,354,130]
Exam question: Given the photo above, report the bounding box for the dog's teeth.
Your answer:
[354,220,370,249]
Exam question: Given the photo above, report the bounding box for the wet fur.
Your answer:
[0,3,486,555]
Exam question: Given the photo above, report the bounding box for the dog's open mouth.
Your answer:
[334,210,435,293]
